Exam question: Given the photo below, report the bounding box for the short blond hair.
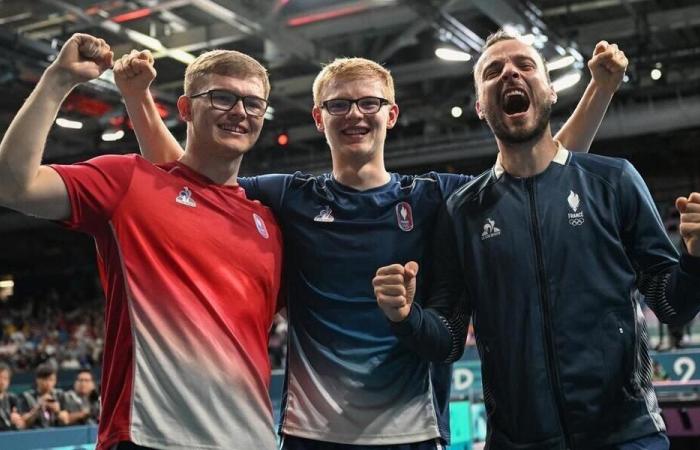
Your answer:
[312,57,395,105]
[184,49,270,97]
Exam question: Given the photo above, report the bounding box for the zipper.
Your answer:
[526,178,574,450]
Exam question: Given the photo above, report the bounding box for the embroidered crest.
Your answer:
[253,213,269,239]
[567,190,585,226]
[395,202,414,232]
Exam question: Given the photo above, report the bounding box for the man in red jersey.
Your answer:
[0,33,283,450]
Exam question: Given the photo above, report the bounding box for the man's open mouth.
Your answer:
[502,88,531,115]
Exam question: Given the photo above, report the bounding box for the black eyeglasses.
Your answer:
[321,96,390,116]
[189,89,269,117]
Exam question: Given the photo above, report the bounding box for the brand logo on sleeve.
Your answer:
[314,206,335,223]
[481,218,501,240]
[253,213,269,239]
[395,202,414,232]
[175,187,196,207]
[567,190,585,226]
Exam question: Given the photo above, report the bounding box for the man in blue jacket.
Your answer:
[374,30,700,450]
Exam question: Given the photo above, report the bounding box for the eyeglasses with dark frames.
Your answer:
[189,89,269,117]
[321,96,390,116]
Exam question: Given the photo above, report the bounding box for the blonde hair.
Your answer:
[312,57,395,105]
[184,49,270,97]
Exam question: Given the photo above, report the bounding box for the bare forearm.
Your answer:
[0,69,73,200]
[123,92,184,163]
[554,80,614,153]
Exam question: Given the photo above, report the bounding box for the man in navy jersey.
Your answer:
[115,41,626,449]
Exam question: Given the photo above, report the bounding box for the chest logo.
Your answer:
[395,202,414,232]
[481,218,501,240]
[253,213,270,239]
[567,190,585,226]
[175,187,196,208]
[314,206,335,223]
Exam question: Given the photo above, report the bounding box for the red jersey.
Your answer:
[51,154,283,450]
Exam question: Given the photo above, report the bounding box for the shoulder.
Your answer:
[567,152,628,177]
[446,168,496,213]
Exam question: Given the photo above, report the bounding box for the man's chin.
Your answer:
[495,126,545,144]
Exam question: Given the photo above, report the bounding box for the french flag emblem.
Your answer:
[253,213,269,239]
[395,202,414,232]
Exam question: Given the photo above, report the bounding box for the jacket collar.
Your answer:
[494,141,570,179]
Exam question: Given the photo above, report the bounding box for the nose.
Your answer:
[501,62,521,82]
[345,102,364,118]
[227,98,247,118]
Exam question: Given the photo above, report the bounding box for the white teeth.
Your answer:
[219,124,246,133]
[504,89,526,98]
[343,127,369,135]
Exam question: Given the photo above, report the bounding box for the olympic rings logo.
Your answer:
[569,218,585,226]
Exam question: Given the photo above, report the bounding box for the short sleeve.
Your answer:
[50,154,138,234]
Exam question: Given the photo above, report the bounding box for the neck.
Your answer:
[497,127,559,178]
[331,153,390,190]
[179,145,242,186]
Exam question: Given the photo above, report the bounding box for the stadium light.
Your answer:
[547,55,576,72]
[102,129,125,142]
[552,71,582,92]
[435,47,471,62]
[56,118,83,129]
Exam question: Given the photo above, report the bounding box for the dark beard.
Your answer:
[485,101,552,144]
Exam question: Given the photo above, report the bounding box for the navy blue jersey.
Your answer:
[239,172,472,445]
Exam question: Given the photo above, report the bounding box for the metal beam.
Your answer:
[274,57,473,97]
[571,5,700,44]
[191,0,334,63]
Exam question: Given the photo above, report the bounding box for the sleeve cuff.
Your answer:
[388,303,423,337]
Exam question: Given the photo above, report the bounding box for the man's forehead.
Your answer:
[323,77,386,97]
[204,73,265,95]
[477,39,541,71]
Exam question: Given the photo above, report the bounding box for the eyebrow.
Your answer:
[480,53,539,78]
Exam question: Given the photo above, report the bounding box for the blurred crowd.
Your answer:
[0,288,104,373]
[0,283,290,377]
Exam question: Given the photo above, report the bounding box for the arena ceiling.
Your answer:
[0,0,699,239]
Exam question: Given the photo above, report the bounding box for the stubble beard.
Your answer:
[485,100,552,145]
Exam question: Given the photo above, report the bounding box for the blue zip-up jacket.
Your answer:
[392,148,700,450]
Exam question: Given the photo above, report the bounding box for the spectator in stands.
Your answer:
[652,361,669,382]
[0,362,24,430]
[62,369,100,425]
[18,363,68,428]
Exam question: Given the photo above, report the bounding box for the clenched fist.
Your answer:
[588,40,628,94]
[47,33,113,87]
[114,49,156,98]
[373,261,419,322]
[677,192,700,257]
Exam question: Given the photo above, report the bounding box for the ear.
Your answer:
[548,84,558,104]
[312,105,324,132]
[386,104,400,129]
[177,95,193,122]
[475,99,485,120]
